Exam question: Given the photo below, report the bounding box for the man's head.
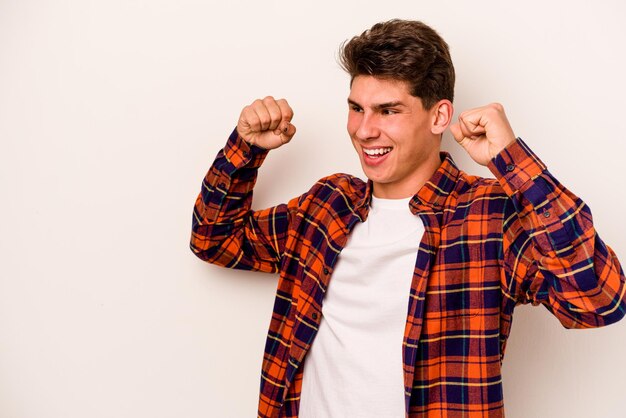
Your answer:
[339,19,454,110]
[341,20,456,198]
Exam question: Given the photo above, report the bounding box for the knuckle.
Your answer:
[277,98,292,110]
[240,109,253,122]
[284,109,294,119]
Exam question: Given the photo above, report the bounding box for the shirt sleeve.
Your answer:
[190,128,299,273]
[489,137,626,329]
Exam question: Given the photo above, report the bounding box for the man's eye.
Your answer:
[382,109,397,115]
[350,105,363,112]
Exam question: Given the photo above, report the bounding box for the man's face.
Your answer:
[347,75,442,199]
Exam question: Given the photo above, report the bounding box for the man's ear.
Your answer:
[430,99,453,135]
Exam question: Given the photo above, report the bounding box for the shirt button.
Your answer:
[242,151,249,158]
[506,164,515,172]
[323,267,329,275]
[218,182,226,189]
[543,211,551,218]
[312,312,318,320]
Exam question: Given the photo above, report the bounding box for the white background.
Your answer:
[1,1,625,417]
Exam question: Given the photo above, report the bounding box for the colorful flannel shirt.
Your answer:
[190,129,626,417]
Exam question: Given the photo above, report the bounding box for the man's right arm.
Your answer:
[190,97,297,273]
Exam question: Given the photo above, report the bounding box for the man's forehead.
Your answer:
[347,76,415,106]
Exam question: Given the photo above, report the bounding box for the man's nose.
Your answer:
[355,113,380,141]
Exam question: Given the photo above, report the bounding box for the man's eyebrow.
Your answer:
[347,99,361,107]
[347,99,406,110]
[375,101,405,110]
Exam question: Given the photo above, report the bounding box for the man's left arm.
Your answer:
[450,104,626,328]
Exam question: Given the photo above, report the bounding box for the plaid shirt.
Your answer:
[190,129,626,417]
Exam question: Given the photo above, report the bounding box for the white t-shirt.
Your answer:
[299,195,425,418]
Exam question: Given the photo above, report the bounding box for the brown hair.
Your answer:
[339,19,455,109]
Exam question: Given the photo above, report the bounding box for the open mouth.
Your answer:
[363,147,392,158]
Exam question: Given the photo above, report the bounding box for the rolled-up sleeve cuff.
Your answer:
[487,137,547,196]
[489,137,577,255]
[223,127,270,170]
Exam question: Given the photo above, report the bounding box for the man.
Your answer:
[190,19,625,417]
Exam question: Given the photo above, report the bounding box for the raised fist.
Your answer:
[449,103,516,166]
[237,96,296,150]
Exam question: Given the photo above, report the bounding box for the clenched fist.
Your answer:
[449,103,517,166]
[237,96,297,150]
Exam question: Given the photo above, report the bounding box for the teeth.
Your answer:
[363,147,392,156]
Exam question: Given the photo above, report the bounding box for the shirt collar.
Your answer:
[411,151,460,212]
[354,152,460,219]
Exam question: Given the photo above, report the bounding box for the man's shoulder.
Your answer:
[435,169,513,228]
[453,169,508,203]
[316,172,367,188]
[297,173,368,207]
[310,172,367,195]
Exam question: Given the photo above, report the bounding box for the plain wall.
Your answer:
[1,1,625,417]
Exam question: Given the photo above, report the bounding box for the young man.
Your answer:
[190,20,625,417]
